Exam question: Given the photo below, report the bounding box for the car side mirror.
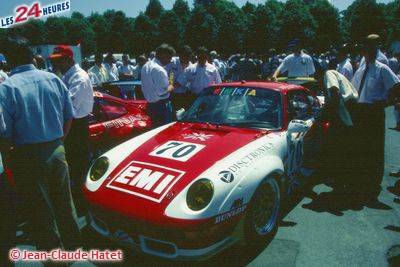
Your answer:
[176,108,186,121]
[287,119,310,133]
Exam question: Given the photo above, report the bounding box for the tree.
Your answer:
[45,17,68,44]
[145,0,164,21]
[65,18,96,56]
[88,13,110,53]
[309,0,341,51]
[243,1,283,53]
[18,20,48,45]
[158,10,184,50]
[385,0,400,42]
[172,0,191,25]
[207,0,246,55]
[342,0,387,44]
[132,12,159,55]
[280,0,317,49]
[184,4,218,49]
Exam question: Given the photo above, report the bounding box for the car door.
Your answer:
[286,89,320,179]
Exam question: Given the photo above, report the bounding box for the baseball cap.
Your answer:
[50,45,74,59]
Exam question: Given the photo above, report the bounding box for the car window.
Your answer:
[287,91,313,121]
[98,99,128,120]
[89,98,108,123]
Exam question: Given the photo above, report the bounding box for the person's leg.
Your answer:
[12,148,61,251]
[44,142,82,251]
[0,174,16,267]
[65,118,90,217]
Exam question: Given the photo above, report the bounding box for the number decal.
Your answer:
[150,141,205,162]
[28,3,42,18]
[15,3,42,23]
[15,6,28,23]
[155,142,181,155]
[172,145,196,158]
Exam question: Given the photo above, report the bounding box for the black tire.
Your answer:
[243,178,280,247]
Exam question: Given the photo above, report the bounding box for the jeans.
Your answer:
[148,99,173,128]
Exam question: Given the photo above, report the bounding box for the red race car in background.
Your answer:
[89,91,152,157]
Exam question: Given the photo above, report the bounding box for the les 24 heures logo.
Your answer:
[1,1,71,28]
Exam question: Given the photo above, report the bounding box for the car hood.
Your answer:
[84,122,267,224]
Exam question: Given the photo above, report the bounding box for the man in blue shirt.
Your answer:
[0,36,82,254]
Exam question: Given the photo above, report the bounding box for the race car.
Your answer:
[84,81,328,260]
[89,91,151,156]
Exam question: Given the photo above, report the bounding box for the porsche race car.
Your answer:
[84,81,328,260]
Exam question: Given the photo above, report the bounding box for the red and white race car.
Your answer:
[84,81,327,260]
[89,91,151,155]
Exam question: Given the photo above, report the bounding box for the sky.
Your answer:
[0,0,395,18]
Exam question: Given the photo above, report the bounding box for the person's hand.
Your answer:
[167,84,174,92]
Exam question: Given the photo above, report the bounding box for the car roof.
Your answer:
[214,81,305,94]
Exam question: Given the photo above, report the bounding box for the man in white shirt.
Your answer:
[50,45,94,218]
[167,46,193,111]
[178,47,222,95]
[88,53,109,85]
[104,53,119,82]
[141,44,175,127]
[351,34,400,204]
[118,54,137,80]
[273,39,315,79]
[336,44,354,81]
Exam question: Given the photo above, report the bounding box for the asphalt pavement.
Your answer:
[14,107,400,267]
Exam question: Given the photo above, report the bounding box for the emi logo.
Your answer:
[106,161,185,203]
[219,170,234,183]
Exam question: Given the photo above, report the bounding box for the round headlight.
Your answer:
[90,157,109,181]
[186,179,214,211]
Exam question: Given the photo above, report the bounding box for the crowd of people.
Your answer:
[0,32,399,266]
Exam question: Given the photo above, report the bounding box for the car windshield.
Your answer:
[181,87,282,130]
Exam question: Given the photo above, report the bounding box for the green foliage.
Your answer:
[2,0,398,58]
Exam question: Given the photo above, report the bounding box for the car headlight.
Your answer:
[186,179,214,211]
[90,157,109,181]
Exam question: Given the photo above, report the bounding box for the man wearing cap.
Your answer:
[88,53,109,85]
[0,36,81,252]
[118,54,137,80]
[351,34,400,204]
[272,39,315,79]
[336,44,354,81]
[0,54,8,83]
[141,44,175,127]
[50,45,94,219]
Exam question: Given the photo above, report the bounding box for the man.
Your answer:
[0,37,81,252]
[141,44,175,127]
[236,53,258,81]
[136,55,147,81]
[273,39,315,79]
[178,47,222,95]
[88,53,109,85]
[104,52,119,82]
[50,45,94,218]
[0,104,15,267]
[321,70,359,192]
[262,49,281,79]
[118,54,137,80]
[351,34,400,204]
[336,44,354,81]
[167,45,193,111]
[0,53,8,83]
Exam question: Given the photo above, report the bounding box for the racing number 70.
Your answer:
[155,142,197,158]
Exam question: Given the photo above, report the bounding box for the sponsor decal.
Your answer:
[182,133,213,142]
[224,142,275,176]
[103,115,143,129]
[106,161,185,203]
[1,1,71,28]
[219,170,234,183]
[215,204,247,224]
[149,140,204,162]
